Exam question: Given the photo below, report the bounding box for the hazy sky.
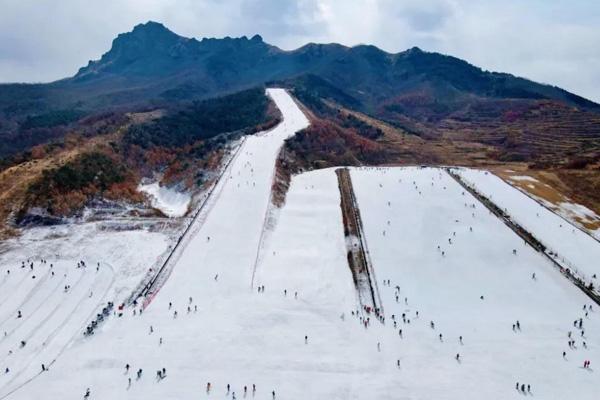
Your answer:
[1,0,599,102]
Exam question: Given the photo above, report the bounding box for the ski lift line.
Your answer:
[136,137,248,308]
[139,139,246,300]
[446,169,600,306]
[345,170,384,314]
[150,137,248,290]
[337,169,371,308]
[452,171,593,282]
[488,170,600,245]
[336,168,383,314]
[452,169,598,282]
[143,159,234,308]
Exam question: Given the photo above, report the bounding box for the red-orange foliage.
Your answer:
[286,120,387,167]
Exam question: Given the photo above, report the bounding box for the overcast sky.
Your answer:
[0,0,599,102]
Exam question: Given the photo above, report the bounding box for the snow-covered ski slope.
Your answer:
[350,166,599,399]
[2,90,598,399]
[0,224,170,397]
[6,88,338,399]
[454,168,600,285]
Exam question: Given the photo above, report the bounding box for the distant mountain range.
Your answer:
[1,21,598,115]
[1,21,599,236]
[1,21,599,163]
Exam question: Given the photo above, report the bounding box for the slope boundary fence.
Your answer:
[129,138,247,309]
[447,168,600,306]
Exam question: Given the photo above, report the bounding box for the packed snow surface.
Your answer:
[2,88,322,399]
[138,182,191,218]
[0,222,171,397]
[455,168,600,283]
[1,91,598,399]
[350,166,599,399]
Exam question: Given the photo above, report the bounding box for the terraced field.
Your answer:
[439,101,600,165]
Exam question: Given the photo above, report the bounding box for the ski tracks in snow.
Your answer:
[0,263,115,398]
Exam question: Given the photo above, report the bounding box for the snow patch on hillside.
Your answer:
[509,175,538,182]
[138,182,191,218]
[557,202,600,239]
[559,201,599,220]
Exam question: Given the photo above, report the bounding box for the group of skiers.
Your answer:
[208,383,271,398]
[2,184,598,399]
[515,382,531,393]
[2,257,106,377]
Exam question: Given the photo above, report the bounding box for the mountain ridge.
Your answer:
[0,20,599,161]
[64,20,598,110]
[0,21,599,238]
